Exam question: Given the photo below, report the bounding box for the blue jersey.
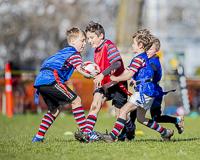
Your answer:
[131,52,158,103]
[34,46,78,87]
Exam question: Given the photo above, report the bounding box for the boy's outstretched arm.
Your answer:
[93,60,121,87]
[110,69,135,82]
[75,64,85,76]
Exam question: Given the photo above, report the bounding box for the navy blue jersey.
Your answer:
[149,56,163,99]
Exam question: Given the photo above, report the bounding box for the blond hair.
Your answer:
[133,29,153,52]
[66,27,86,44]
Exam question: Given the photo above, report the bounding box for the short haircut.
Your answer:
[85,21,105,39]
[66,27,86,44]
[152,36,160,51]
[132,29,153,52]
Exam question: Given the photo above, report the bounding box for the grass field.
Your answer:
[0,110,200,160]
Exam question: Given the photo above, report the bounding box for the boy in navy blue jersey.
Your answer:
[147,37,184,134]
[96,29,174,143]
[32,27,88,142]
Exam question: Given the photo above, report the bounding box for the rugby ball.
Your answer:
[80,61,100,78]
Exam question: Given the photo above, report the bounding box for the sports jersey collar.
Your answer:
[96,39,108,49]
[149,55,159,60]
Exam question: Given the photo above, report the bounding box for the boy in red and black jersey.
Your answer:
[74,21,133,143]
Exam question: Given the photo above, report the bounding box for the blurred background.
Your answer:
[0,0,200,117]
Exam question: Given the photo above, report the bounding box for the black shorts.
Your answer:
[150,107,162,120]
[150,98,162,119]
[94,81,128,109]
[37,82,77,111]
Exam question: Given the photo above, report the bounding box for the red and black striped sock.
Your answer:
[72,106,87,131]
[36,113,55,139]
[84,113,97,134]
[146,119,167,135]
[110,118,126,139]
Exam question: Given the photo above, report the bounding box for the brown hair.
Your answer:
[152,36,160,51]
[66,27,86,44]
[85,21,105,39]
[132,29,153,52]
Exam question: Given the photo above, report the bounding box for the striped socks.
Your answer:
[125,117,134,132]
[84,113,98,134]
[36,113,55,139]
[72,106,87,131]
[110,118,126,140]
[147,119,167,135]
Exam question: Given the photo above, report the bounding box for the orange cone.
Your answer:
[5,62,13,118]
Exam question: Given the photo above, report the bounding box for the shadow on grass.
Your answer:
[172,137,200,142]
[134,137,200,142]
[50,137,200,143]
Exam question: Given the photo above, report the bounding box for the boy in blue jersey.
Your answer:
[118,36,184,141]
[32,27,88,142]
[96,29,174,143]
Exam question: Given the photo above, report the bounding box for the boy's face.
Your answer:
[146,44,158,58]
[86,31,104,48]
[72,33,86,53]
[132,38,140,53]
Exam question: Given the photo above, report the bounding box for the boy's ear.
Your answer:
[156,50,160,54]
[70,38,75,45]
[138,42,143,49]
[99,33,104,40]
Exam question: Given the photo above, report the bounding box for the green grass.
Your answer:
[0,111,200,160]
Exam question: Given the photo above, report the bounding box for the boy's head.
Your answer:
[66,27,86,52]
[146,36,160,58]
[85,21,105,48]
[132,29,153,54]
[152,36,160,51]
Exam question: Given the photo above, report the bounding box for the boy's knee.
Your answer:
[91,103,98,111]
[90,101,101,114]
[75,96,81,102]
[49,107,60,117]
[72,96,81,105]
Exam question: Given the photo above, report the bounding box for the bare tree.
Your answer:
[0,0,120,70]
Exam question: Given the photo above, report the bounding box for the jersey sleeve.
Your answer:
[66,52,82,68]
[107,44,122,64]
[126,56,145,73]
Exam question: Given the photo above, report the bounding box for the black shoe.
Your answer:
[125,130,135,141]
[96,132,115,143]
[74,131,89,143]
[117,134,126,141]
[175,116,184,134]
[161,129,174,141]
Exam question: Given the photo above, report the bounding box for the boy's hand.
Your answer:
[110,75,117,81]
[93,73,104,87]
[129,80,136,87]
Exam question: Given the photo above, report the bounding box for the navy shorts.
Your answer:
[94,81,128,109]
[37,82,77,111]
